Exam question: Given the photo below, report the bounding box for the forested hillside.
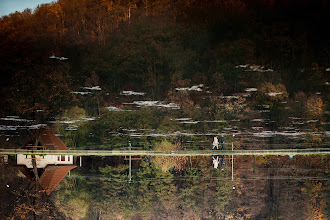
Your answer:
[1,0,329,119]
[1,1,329,219]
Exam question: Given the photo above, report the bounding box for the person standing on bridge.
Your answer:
[220,135,225,150]
[212,136,219,150]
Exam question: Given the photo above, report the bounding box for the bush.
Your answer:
[152,140,188,172]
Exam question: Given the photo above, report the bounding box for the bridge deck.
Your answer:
[1,148,329,156]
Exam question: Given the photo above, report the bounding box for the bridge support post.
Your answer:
[232,137,234,182]
[129,142,132,183]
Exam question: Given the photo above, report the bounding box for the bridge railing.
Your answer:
[1,148,329,156]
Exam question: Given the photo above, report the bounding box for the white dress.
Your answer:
[213,137,219,146]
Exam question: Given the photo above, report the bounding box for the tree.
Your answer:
[306,96,323,120]
[251,82,289,127]
[151,140,188,172]
[7,64,73,119]
[55,106,90,149]
[302,180,327,220]
[56,174,90,220]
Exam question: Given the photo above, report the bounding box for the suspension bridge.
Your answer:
[1,147,329,156]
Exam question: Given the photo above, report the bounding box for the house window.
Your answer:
[68,156,70,162]
[58,156,60,161]
[61,155,65,161]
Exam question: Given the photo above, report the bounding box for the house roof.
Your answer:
[24,126,69,150]
[17,166,34,182]
[39,126,69,150]
[40,165,77,195]
[18,126,75,195]
[18,165,77,195]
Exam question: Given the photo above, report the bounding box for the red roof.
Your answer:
[18,126,75,195]
[40,165,77,195]
[39,126,69,150]
[17,165,77,195]
[17,166,34,182]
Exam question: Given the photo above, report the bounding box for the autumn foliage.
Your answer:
[152,140,188,172]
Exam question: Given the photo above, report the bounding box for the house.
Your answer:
[17,126,76,195]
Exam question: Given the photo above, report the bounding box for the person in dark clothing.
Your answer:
[220,135,225,143]
[220,135,225,150]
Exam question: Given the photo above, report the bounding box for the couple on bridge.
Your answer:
[212,135,225,170]
[212,135,225,150]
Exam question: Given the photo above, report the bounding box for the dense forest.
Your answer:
[0,1,329,219]
[0,0,329,120]
[2,154,329,219]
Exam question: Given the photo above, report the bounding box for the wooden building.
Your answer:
[17,126,76,195]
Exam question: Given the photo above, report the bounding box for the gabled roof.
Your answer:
[18,126,75,195]
[39,126,69,150]
[18,165,77,195]
[17,166,34,182]
[40,165,77,195]
[24,126,69,150]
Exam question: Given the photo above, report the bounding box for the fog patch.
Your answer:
[120,91,146,96]
[245,88,257,92]
[251,119,264,122]
[124,101,180,109]
[267,92,283,97]
[0,116,33,122]
[105,106,121,111]
[72,91,91,95]
[0,124,47,131]
[176,84,203,92]
[218,95,240,99]
[51,117,96,124]
[307,120,319,123]
[82,86,102,91]
[236,64,274,72]
[174,118,192,121]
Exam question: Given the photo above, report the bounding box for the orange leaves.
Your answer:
[259,82,288,104]
[306,96,323,119]
[304,180,327,220]
[152,140,188,172]
[168,89,195,109]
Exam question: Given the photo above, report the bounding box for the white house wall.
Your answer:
[17,154,74,168]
